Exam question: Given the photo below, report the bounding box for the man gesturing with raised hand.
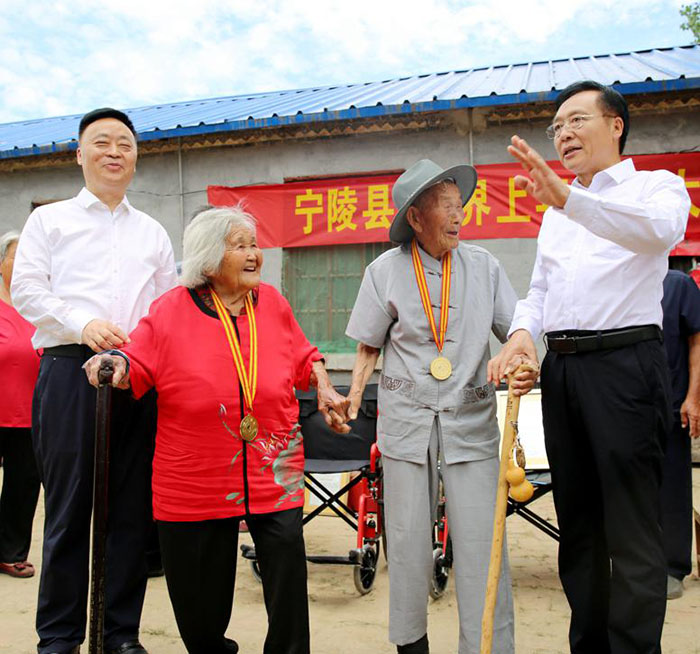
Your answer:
[489,81,690,654]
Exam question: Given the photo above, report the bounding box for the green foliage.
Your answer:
[680,3,700,43]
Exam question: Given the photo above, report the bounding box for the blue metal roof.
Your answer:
[1,45,698,161]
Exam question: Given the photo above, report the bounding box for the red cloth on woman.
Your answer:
[0,301,39,428]
[124,284,322,522]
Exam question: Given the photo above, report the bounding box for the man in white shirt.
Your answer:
[12,108,177,654]
[488,82,690,654]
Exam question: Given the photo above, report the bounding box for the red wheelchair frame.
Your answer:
[241,442,385,595]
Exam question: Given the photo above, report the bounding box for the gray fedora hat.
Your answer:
[389,159,478,243]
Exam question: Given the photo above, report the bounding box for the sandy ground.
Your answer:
[2,469,699,654]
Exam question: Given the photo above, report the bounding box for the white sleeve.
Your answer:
[508,244,546,341]
[564,171,690,255]
[153,228,178,298]
[11,210,93,342]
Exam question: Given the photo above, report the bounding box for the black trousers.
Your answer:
[0,427,40,562]
[660,418,693,580]
[33,354,155,654]
[158,507,310,654]
[541,340,671,654]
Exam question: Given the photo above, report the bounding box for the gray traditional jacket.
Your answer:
[346,242,517,464]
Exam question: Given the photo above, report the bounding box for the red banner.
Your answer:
[208,152,700,253]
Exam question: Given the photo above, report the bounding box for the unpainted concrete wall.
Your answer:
[1,106,698,369]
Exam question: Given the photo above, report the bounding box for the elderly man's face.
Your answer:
[407,182,463,259]
[210,225,263,293]
[77,118,137,198]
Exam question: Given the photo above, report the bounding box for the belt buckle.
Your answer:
[547,334,577,354]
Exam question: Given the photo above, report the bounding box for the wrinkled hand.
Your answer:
[347,389,363,422]
[508,135,570,209]
[83,353,130,389]
[503,355,539,396]
[318,384,351,434]
[488,329,539,396]
[82,319,130,353]
[681,396,700,438]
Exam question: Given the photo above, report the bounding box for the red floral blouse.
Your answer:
[123,284,322,522]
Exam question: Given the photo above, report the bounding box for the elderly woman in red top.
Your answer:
[0,230,40,579]
[85,206,349,654]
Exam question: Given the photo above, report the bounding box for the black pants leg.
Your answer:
[0,427,40,562]
[33,355,152,654]
[541,340,670,654]
[158,517,240,654]
[660,419,693,580]
[158,508,309,654]
[247,508,310,654]
[542,353,611,654]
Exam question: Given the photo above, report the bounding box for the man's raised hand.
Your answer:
[507,135,570,209]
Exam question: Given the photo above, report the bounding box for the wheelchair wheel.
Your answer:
[353,544,378,595]
[250,558,262,583]
[429,546,449,599]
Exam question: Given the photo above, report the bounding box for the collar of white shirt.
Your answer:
[76,186,132,213]
[572,158,635,192]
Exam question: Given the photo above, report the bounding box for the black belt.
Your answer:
[544,325,662,354]
[43,344,96,360]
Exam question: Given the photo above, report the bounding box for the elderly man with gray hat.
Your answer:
[345,159,536,654]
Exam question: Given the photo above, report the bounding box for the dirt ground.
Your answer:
[2,470,699,654]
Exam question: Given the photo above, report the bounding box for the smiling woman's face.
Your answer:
[209,225,263,294]
[407,181,463,260]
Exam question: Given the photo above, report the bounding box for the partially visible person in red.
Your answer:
[85,206,350,654]
[0,230,40,579]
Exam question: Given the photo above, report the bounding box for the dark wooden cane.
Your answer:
[89,359,114,654]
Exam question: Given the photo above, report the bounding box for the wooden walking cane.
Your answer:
[89,358,114,654]
[480,361,537,654]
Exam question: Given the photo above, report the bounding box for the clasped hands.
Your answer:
[487,330,540,396]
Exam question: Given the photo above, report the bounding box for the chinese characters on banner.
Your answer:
[207,152,700,253]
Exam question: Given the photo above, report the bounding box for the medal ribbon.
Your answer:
[410,239,452,354]
[210,289,258,412]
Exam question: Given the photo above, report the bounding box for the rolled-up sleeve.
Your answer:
[491,260,518,343]
[345,266,394,348]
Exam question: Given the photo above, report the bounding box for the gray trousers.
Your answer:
[382,418,514,654]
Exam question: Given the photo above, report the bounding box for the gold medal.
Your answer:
[240,414,259,441]
[211,289,260,444]
[411,240,453,380]
[430,356,452,380]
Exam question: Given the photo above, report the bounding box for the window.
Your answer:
[283,242,393,352]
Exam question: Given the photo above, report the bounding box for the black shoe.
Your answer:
[397,634,429,654]
[107,641,148,654]
[43,648,79,654]
[224,638,239,653]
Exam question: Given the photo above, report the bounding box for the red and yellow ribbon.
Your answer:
[210,289,258,412]
[411,239,452,354]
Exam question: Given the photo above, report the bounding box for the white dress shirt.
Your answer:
[509,158,691,339]
[12,187,178,349]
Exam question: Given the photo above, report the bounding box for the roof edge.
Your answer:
[1,77,699,161]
